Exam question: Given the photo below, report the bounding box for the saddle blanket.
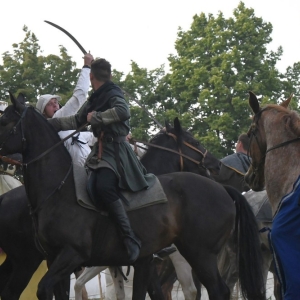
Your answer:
[270,175,300,299]
[243,189,272,222]
[73,164,167,213]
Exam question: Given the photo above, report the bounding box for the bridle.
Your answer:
[131,130,210,175]
[0,106,88,167]
[0,106,28,157]
[248,107,300,175]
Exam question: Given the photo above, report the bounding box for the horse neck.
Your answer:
[23,112,73,207]
[141,148,180,175]
[264,116,300,210]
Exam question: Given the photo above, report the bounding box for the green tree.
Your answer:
[281,62,300,111]
[167,1,285,157]
[113,61,170,140]
[0,26,80,105]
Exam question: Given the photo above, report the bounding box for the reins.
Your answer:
[23,122,89,166]
[248,107,300,175]
[0,106,89,257]
[266,137,300,154]
[0,106,89,167]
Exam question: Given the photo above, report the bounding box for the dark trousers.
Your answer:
[94,167,119,207]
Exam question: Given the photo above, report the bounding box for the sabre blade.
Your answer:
[44,20,87,54]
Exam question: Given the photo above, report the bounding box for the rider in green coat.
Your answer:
[48,58,155,263]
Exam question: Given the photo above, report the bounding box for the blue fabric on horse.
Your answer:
[271,175,300,300]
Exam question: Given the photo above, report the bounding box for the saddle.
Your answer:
[72,164,167,213]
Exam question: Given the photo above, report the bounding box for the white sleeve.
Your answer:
[136,142,147,158]
[78,131,97,147]
[58,131,92,167]
[53,68,90,118]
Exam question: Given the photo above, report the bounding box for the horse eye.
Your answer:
[194,141,200,146]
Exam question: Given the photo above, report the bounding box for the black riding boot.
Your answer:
[107,199,141,263]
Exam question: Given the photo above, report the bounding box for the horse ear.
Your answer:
[280,94,293,108]
[16,93,26,106]
[165,120,172,132]
[248,91,260,114]
[9,91,25,112]
[174,117,182,135]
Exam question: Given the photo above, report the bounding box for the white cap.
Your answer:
[36,94,61,113]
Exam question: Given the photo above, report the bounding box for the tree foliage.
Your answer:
[0,26,80,105]
[1,3,300,159]
[167,2,285,157]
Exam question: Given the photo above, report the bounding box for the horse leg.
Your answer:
[52,274,70,300]
[46,258,70,300]
[269,261,282,300]
[0,257,12,293]
[37,247,86,300]
[176,245,230,300]
[192,269,202,300]
[108,266,126,300]
[169,250,197,300]
[155,256,176,300]
[145,263,165,300]
[74,266,107,300]
[1,257,43,300]
[217,243,238,294]
[74,267,88,300]
[132,256,164,300]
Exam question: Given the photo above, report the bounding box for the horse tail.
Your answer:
[223,185,266,300]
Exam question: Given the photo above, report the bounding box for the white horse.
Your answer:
[0,172,22,194]
[74,266,125,300]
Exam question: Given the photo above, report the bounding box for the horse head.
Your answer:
[0,92,27,156]
[245,91,298,192]
[244,91,267,191]
[163,117,221,176]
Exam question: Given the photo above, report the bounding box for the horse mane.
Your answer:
[148,129,168,144]
[263,104,300,137]
[148,126,191,147]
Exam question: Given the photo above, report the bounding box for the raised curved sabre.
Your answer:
[44,20,163,129]
[44,20,87,55]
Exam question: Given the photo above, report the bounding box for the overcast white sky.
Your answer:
[1,0,300,75]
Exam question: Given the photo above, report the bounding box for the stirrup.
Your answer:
[152,245,177,262]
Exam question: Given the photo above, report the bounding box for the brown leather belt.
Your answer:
[97,134,127,159]
[102,135,127,143]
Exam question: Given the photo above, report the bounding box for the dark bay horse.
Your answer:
[74,117,222,300]
[0,185,75,300]
[0,93,265,300]
[140,118,221,177]
[0,186,45,299]
[139,119,271,299]
[0,118,219,300]
[0,117,220,300]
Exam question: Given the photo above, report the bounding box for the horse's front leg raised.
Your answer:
[37,246,86,300]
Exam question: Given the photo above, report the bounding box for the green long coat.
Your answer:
[58,81,156,192]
